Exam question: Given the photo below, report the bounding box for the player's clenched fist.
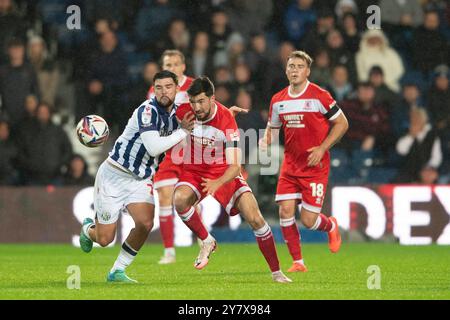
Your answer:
[178,111,195,132]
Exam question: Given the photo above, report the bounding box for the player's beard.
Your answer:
[195,108,211,121]
[157,96,174,108]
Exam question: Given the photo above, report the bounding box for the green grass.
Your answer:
[0,243,449,300]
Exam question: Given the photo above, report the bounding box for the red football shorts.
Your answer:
[153,156,182,189]
[175,171,252,216]
[275,170,329,213]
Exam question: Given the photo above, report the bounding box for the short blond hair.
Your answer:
[161,49,185,64]
[288,50,313,68]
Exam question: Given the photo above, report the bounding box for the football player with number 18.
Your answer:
[260,51,349,273]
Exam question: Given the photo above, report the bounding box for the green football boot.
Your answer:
[79,218,94,253]
[107,269,138,283]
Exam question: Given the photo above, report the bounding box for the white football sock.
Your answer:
[111,241,138,273]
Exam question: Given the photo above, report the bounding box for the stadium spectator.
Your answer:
[14,94,38,137]
[284,0,317,44]
[325,28,357,84]
[263,41,293,105]
[0,0,26,64]
[339,12,361,54]
[412,10,449,75]
[355,29,404,92]
[213,65,232,86]
[224,32,246,70]
[309,48,332,88]
[187,31,214,78]
[134,0,182,52]
[82,30,128,131]
[327,64,354,103]
[394,107,442,183]
[209,9,234,66]
[368,66,401,111]
[128,61,160,110]
[17,102,72,185]
[379,0,424,61]
[0,38,39,127]
[214,83,232,106]
[234,89,266,134]
[27,35,60,108]
[244,33,274,101]
[156,18,191,58]
[85,0,124,28]
[335,0,358,21]
[63,154,95,186]
[427,65,450,133]
[379,0,424,28]
[391,81,423,138]
[226,0,273,41]
[340,82,391,153]
[301,7,335,54]
[0,119,18,185]
[229,62,256,104]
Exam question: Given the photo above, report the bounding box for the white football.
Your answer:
[76,115,109,147]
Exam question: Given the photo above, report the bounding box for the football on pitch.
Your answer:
[76,115,109,148]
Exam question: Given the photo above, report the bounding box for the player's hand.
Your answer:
[201,177,222,196]
[307,146,326,167]
[179,111,195,132]
[229,106,249,117]
[259,137,268,152]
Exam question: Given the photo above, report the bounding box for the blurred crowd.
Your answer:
[0,0,449,187]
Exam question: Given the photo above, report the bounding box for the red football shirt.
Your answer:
[176,102,240,177]
[268,81,341,176]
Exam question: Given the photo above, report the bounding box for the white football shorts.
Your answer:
[94,161,154,224]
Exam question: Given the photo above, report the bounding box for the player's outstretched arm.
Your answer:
[307,112,349,167]
[141,112,195,157]
[201,147,242,196]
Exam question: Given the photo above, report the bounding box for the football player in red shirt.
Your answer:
[173,77,292,283]
[149,50,246,264]
[260,50,349,273]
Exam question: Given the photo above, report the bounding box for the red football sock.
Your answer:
[315,213,334,232]
[254,224,280,273]
[177,207,209,241]
[159,206,174,249]
[280,218,302,261]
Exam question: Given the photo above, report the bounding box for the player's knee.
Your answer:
[279,205,295,219]
[173,191,191,213]
[97,235,114,247]
[247,214,266,230]
[136,219,153,233]
[301,214,317,229]
[157,187,173,205]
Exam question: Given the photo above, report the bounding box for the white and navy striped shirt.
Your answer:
[108,98,179,179]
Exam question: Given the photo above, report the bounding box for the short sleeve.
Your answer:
[137,105,159,133]
[318,89,341,120]
[268,96,282,128]
[224,116,240,148]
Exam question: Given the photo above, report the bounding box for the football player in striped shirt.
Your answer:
[78,70,195,283]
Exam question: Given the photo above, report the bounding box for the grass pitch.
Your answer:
[0,243,449,300]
